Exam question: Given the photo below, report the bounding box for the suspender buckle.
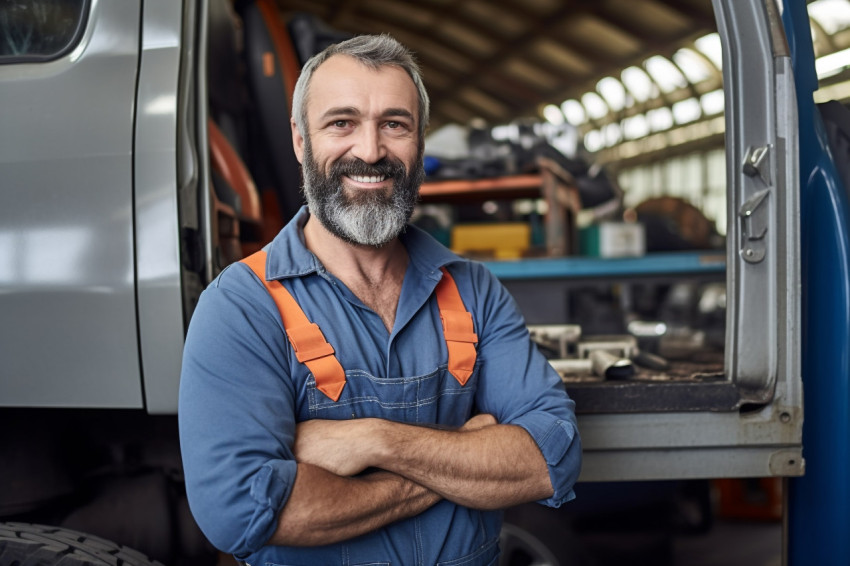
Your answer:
[440,311,479,344]
[287,322,337,363]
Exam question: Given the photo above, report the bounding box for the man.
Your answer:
[179,34,581,565]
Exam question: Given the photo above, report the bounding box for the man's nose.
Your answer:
[350,125,387,164]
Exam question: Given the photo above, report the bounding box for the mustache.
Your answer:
[329,157,408,180]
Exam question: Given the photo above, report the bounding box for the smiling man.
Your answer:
[296,52,424,249]
[179,34,581,566]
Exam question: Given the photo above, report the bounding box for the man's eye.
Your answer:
[332,120,349,128]
[387,121,400,129]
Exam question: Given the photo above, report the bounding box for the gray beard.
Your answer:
[301,139,424,247]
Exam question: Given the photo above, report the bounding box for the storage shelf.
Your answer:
[419,174,543,202]
[482,251,726,280]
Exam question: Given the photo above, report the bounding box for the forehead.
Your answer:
[306,55,419,122]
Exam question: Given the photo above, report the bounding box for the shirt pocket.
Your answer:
[304,363,480,426]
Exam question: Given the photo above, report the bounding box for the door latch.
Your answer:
[743,144,771,186]
[739,188,770,263]
[739,145,773,264]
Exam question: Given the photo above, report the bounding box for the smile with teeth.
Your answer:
[347,175,387,184]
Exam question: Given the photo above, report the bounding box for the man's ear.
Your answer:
[291,119,305,164]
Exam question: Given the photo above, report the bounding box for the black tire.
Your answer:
[500,503,594,566]
[0,523,166,566]
[499,523,562,566]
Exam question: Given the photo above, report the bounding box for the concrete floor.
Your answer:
[533,479,785,566]
[563,519,782,566]
[215,518,783,566]
[216,482,785,566]
[673,520,782,566]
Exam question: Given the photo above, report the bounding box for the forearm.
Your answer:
[375,420,552,510]
[269,462,440,546]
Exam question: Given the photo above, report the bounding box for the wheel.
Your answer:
[0,523,165,566]
[499,523,562,566]
[499,503,592,566]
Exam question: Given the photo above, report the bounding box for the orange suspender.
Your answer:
[240,251,478,400]
[435,267,479,386]
[241,251,347,401]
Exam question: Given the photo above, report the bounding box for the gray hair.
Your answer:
[291,34,430,141]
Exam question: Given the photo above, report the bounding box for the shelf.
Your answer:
[566,377,739,414]
[420,171,578,256]
[482,251,726,280]
[419,174,543,203]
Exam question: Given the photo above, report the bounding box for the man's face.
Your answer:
[293,55,424,247]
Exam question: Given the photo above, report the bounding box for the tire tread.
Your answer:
[0,523,166,566]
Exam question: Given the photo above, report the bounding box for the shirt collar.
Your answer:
[265,205,463,281]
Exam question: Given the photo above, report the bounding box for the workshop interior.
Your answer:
[2,0,850,565]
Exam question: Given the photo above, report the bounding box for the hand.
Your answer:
[294,414,497,477]
[461,413,497,431]
[294,419,377,477]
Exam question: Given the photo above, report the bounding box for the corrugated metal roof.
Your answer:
[274,0,850,166]
[275,0,719,130]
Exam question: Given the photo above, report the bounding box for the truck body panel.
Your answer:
[784,0,850,563]
[134,0,192,414]
[0,0,144,408]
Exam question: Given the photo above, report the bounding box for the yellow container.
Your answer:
[451,223,531,259]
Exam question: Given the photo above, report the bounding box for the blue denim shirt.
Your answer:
[179,207,581,566]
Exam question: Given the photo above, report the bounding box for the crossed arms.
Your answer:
[269,413,554,546]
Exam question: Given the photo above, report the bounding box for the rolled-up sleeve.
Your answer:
[463,262,582,508]
[511,412,581,507]
[178,265,298,558]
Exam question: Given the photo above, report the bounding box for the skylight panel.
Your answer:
[561,99,587,125]
[816,47,850,79]
[621,66,655,102]
[581,91,609,120]
[604,123,622,146]
[694,33,723,70]
[597,76,626,112]
[543,104,566,125]
[584,129,604,152]
[647,107,674,131]
[809,0,850,35]
[700,89,725,115]
[645,55,688,93]
[673,48,713,83]
[672,98,702,124]
[622,114,650,140]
